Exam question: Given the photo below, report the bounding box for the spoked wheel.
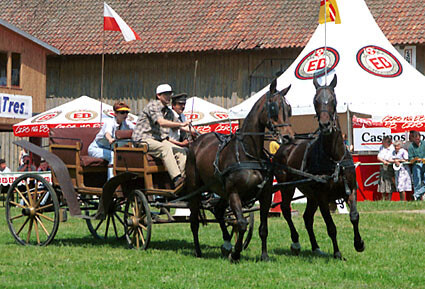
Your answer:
[5,173,59,246]
[83,195,126,241]
[124,189,152,250]
[225,210,255,250]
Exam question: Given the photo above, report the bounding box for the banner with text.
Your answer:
[0,93,32,119]
[353,115,425,151]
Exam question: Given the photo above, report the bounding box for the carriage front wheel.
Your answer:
[5,173,60,246]
[124,190,152,250]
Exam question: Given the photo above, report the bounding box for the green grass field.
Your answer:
[1,201,425,289]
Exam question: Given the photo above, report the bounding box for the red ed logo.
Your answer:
[184,112,203,121]
[103,109,115,118]
[356,46,402,77]
[210,112,229,120]
[65,110,98,121]
[295,47,339,80]
[31,111,61,123]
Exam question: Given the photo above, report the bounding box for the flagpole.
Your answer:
[100,7,105,124]
[324,0,327,85]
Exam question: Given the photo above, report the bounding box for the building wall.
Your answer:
[0,26,50,169]
[0,26,48,128]
[46,48,302,112]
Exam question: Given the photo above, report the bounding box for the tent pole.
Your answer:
[347,104,352,149]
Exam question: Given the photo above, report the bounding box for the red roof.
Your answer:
[0,0,423,55]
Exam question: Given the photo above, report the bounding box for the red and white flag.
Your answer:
[104,2,141,42]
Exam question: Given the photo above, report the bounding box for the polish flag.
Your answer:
[104,2,141,42]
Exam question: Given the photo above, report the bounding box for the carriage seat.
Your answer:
[49,127,108,168]
[115,129,164,166]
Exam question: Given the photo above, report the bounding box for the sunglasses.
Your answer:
[117,111,129,115]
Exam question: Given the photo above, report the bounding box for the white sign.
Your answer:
[0,171,52,186]
[0,93,32,119]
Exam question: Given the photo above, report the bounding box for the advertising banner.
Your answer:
[353,154,411,201]
[0,171,52,186]
[0,93,32,119]
[353,115,425,151]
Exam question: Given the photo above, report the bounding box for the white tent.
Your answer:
[230,0,425,120]
[13,95,138,137]
[183,97,230,126]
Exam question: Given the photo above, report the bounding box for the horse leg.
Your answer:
[318,201,344,260]
[258,185,273,261]
[189,195,202,257]
[347,189,365,252]
[281,187,301,255]
[228,192,247,262]
[212,198,233,257]
[304,198,323,255]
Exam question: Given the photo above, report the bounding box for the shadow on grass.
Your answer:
[49,236,127,248]
[271,247,336,261]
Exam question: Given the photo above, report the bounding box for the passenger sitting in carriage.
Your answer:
[132,84,190,189]
[88,101,134,180]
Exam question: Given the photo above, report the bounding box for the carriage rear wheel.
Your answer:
[124,190,152,250]
[225,210,255,250]
[5,173,60,246]
[83,195,126,241]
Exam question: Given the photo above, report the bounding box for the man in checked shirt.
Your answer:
[132,84,190,189]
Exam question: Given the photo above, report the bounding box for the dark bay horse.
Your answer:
[273,75,365,259]
[185,79,293,262]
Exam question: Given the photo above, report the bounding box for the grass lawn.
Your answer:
[1,200,425,288]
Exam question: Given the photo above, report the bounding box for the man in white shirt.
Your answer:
[169,93,189,147]
[0,158,11,173]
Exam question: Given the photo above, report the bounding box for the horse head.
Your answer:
[262,79,294,143]
[313,74,338,135]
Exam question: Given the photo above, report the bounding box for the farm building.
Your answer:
[0,0,424,169]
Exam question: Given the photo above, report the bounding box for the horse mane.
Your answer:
[240,93,266,132]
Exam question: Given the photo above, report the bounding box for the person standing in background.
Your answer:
[408,130,425,201]
[377,136,395,201]
[0,158,11,173]
[392,140,411,201]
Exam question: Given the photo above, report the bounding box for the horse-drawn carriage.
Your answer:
[5,75,364,262]
[5,126,254,250]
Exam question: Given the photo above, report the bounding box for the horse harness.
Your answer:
[212,132,273,202]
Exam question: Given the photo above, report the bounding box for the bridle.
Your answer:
[314,86,338,135]
[265,90,292,143]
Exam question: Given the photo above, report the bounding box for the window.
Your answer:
[11,53,21,87]
[0,52,6,87]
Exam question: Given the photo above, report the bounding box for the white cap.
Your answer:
[156,84,173,94]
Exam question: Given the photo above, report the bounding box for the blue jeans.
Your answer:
[411,163,425,199]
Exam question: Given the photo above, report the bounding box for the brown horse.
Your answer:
[185,79,293,262]
[273,74,365,259]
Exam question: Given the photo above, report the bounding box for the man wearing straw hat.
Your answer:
[132,84,190,189]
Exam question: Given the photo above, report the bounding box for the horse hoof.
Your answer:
[355,240,365,252]
[195,251,202,258]
[221,245,232,257]
[228,253,240,263]
[290,242,301,255]
[313,248,326,256]
[333,252,346,260]
[261,254,270,262]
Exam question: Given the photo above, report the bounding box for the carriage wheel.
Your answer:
[225,211,255,250]
[124,190,152,250]
[84,195,126,241]
[5,173,59,246]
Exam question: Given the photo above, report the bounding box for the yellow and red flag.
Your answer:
[319,0,341,24]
